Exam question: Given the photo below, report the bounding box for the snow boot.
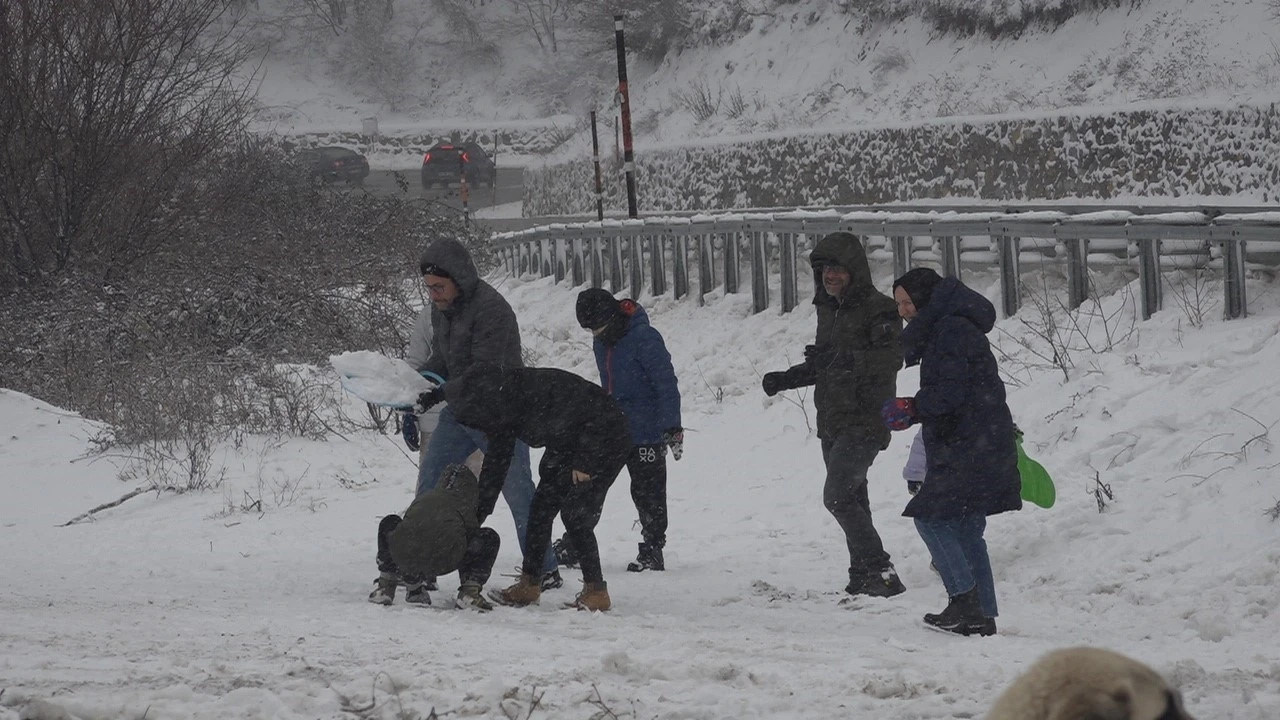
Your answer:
[552,535,580,569]
[455,582,494,612]
[626,542,665,572]
[368,572,398,605]
[846,566,906,598]
[923,588,996,636]
[404,581,432,606]
[541,569,564,591]
[488,573,542,607]
[566,581,611,611]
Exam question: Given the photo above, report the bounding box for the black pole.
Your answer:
[614,14,638,218]
[590,110,604,221]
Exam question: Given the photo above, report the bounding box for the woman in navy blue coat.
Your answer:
[881,268,1021,636]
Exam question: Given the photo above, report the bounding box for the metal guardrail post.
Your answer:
[780,232,798,312]
[673,230,689,300]
[570,235,584,286]
[1221,237,1247,319]
[651,234,667,297]
[996,235,1021,318]
[1137,238,1162,320]
[539,238,551,278]
[724,232,740,294]
[751,231,769,314]
[629,235,643,299]
[609,237,623,294]
[940,235,962,279]
[1065,238,1090,309]
[698,233,714,305]
[553,237,566,283]
[589,237,603,289]
[892,235,911,279]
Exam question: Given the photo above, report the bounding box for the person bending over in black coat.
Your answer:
[422,363,632,611]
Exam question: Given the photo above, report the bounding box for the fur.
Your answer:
[985,647,1195,720]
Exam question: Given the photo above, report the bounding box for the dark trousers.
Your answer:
[522,445,629,584]
[627,443,668,548]
[914,515,998,617]
[376,514,500,586]
[821,434,892,576]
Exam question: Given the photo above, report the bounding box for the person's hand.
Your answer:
[571,469,591,485]
[761,371,789,397]
[401,412,420,451]
[907,480,922,496]
[880,397,918,431]
[662,427,684,461]
[804,344,835,366]
[414,386,445,414]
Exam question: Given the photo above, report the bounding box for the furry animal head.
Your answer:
[985,647,1195,720]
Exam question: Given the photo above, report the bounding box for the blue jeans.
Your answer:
[417,406,556,574]
[913,514,997,617]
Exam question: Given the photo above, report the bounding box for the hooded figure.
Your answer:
[445,363,631,612]
[369,463,501,611]
[885,269,1021,636]
[760,232,906,599]
[894,274,1021,519]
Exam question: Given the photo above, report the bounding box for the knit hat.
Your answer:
[576,288,621,330]
[893,268,943,310]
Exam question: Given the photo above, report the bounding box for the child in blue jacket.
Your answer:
[555,288,683,572]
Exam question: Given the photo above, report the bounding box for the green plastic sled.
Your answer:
[1015,433,1056,509]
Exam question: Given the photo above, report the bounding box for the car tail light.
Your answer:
[461,151,470,163]
[423,152,431,163]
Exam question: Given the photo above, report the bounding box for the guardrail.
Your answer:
[491,206,1280,321]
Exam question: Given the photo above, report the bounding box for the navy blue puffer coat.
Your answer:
[591,302,681,446]
[900,278,1022,519]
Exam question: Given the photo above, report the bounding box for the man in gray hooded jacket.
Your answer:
[399,237,559,593]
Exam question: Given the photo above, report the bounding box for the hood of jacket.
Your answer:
[809,232,875,306]
[419,238,481,302]
[900,276,997,366]
[598,299,647,346]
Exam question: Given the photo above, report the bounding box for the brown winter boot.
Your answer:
[487,573,542,607]
[565,581,611,612]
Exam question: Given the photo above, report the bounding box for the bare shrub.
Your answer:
[671,79,721,122]
[0,0,257,286]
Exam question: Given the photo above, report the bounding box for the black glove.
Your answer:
[762,371,790,397]
[401,413,420,452]
[907,480,922,496]
[662,427,684,461]
[414,386,445,414]
[804,344,835,366]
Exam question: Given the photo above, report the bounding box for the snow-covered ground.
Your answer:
[3,260,1279,719]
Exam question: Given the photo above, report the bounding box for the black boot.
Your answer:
[923,588,995,636]
[626,542,665,572]
[552,534,580,569]
[847,566,905,598]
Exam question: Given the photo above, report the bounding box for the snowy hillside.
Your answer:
[248,0,1280,158]
[2,262,1279,719]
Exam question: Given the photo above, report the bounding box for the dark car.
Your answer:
[420,142,496,189]
[299,146,370,185]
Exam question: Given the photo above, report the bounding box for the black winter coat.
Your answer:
[777,232,903,446]
[445,366,632,520]
[900,277,1022,519]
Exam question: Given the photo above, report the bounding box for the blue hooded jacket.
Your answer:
[591,301,682,446]
[899,277,1022,519]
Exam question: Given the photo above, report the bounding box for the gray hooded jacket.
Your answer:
[415,238,523,380]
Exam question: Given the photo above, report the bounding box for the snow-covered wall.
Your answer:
[523,103,1280,215]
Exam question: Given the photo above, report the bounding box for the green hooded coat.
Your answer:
[387,464,482,579]
[778,232,903,446]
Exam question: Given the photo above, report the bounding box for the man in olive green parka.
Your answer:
[761,232,906,598]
